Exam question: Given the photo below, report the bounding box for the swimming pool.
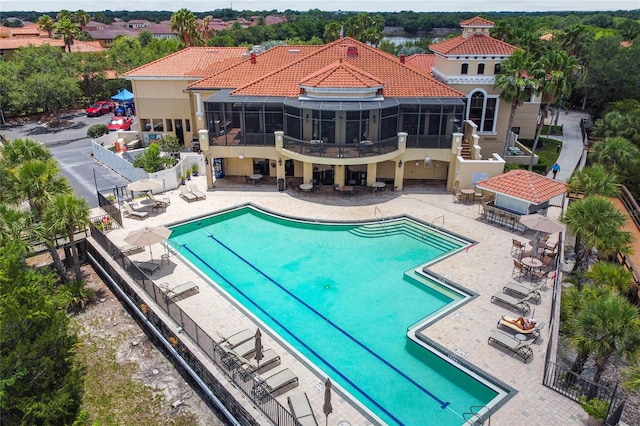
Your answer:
[169,206,503,425]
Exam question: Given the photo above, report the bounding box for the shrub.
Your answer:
[578,396,609,420]
[87,124,109,139]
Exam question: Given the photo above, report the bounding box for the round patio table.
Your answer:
[299,183,313,192]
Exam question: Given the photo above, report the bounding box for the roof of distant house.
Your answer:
[0,37,105,53]
[405,54,435,72]
[476,170,567,204]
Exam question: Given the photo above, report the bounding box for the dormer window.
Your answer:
[477,63,485,75]
[461,63,469,75]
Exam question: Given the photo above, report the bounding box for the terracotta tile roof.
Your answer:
[429,34,517,56]
[122,47,247,78]
[539,33,555,41]
[460,17,495,27]
[203,38,464,98]
[405,54,435,72]
[188,45,323,89]
[300,60,383,89]
[0,37,105,53]
[475,170,567,204]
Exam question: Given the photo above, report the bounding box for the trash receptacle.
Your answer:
[278,178,285,192]
[557,143,561,153]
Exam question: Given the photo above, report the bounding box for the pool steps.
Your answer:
[348,221,462,252]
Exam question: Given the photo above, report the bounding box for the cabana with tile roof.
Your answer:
[476,170,567,215]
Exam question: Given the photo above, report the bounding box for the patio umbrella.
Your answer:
[123,225,171,261]
[254,329,263,370]
[519,214,566,234]
[126,178,162,193]
[323,378,332,426]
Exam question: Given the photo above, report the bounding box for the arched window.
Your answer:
[467,90,498,133]
[461,63,468,75]
[477,63,485,75]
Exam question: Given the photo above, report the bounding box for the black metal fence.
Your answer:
[87,226,298,426]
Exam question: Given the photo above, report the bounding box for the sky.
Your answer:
[2,0,639,13]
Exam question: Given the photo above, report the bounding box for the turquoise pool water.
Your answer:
[169,206,499,425]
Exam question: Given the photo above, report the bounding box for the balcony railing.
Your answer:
[282,136,398,159]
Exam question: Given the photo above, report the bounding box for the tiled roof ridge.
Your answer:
[232,37,465,97]
[187,44,322,89]
[460,16,495,27]
[122,46,246,77]
[429,33,517,55]
[300,60,383,88]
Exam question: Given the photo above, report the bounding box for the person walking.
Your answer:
[552,162,560,179]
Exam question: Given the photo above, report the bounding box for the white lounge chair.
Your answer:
[179,185,197,202]
[217,328,254,349]
[188,183,206,200]
[160,281,199,300]
[288,393,318,426]
[123,202,148,219]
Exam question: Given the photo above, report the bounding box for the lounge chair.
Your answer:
[217,328,254,349]
[253,368,299,399]
[188,184,206,200]
[228,338,257,358]
[123,202,149,219]
[160,281,199,300]
[147,191,170,208]
[179,185,197,202]
[497,315,546,343]
[288,393,319,426]
[242,348,281,375]
[134,261,160,275]
[487,330,533,362]
[490,292,531,314]
[502,282,542,304]
[118,244,145,255]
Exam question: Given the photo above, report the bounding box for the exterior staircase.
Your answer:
[460,138,472,159]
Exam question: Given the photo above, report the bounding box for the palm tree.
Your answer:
[622,365,640,392]
[170,8,201,47]
[37,15,55,38]
[54,18,79,53]
[585,261,635,295]
[199,15,214,44]
[73,10,90,31]
[571,292,640,386]
[528,50,581,170]
[0,205,34,254]
[0,137,52,165]
[561,285,610,378]
[495,49,538,157]
[324,22,342,42]
[565,164,620,198]
[43,194,90,282]
[562,195,632,272]
[591,136,640,175]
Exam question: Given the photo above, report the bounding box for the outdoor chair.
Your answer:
[179,185,197,202]
[288,393,319,426]
[253,368,299,400]
[188,183,206,200]
[159,281,199,301]
[511,239,525,257]
[123,202,148,220]
[502,282,542,304]
[512,259,526,280]
[117,244,144,256]
[490,291,531,314]
[217,328,254,349]
[488,330,534,362]
[146,191,170,208]
[240,348,281,377]
[497,315,545,343]
[134,261,159,275]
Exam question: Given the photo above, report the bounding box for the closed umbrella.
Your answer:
[519,213,566,234]
[124,225,171,261]
[126,178,162,193]
[323,378,332,426]
[254,329,263,370]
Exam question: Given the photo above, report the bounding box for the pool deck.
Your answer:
[100,176,587,425]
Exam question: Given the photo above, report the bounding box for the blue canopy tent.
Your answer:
[111,89,134,102]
